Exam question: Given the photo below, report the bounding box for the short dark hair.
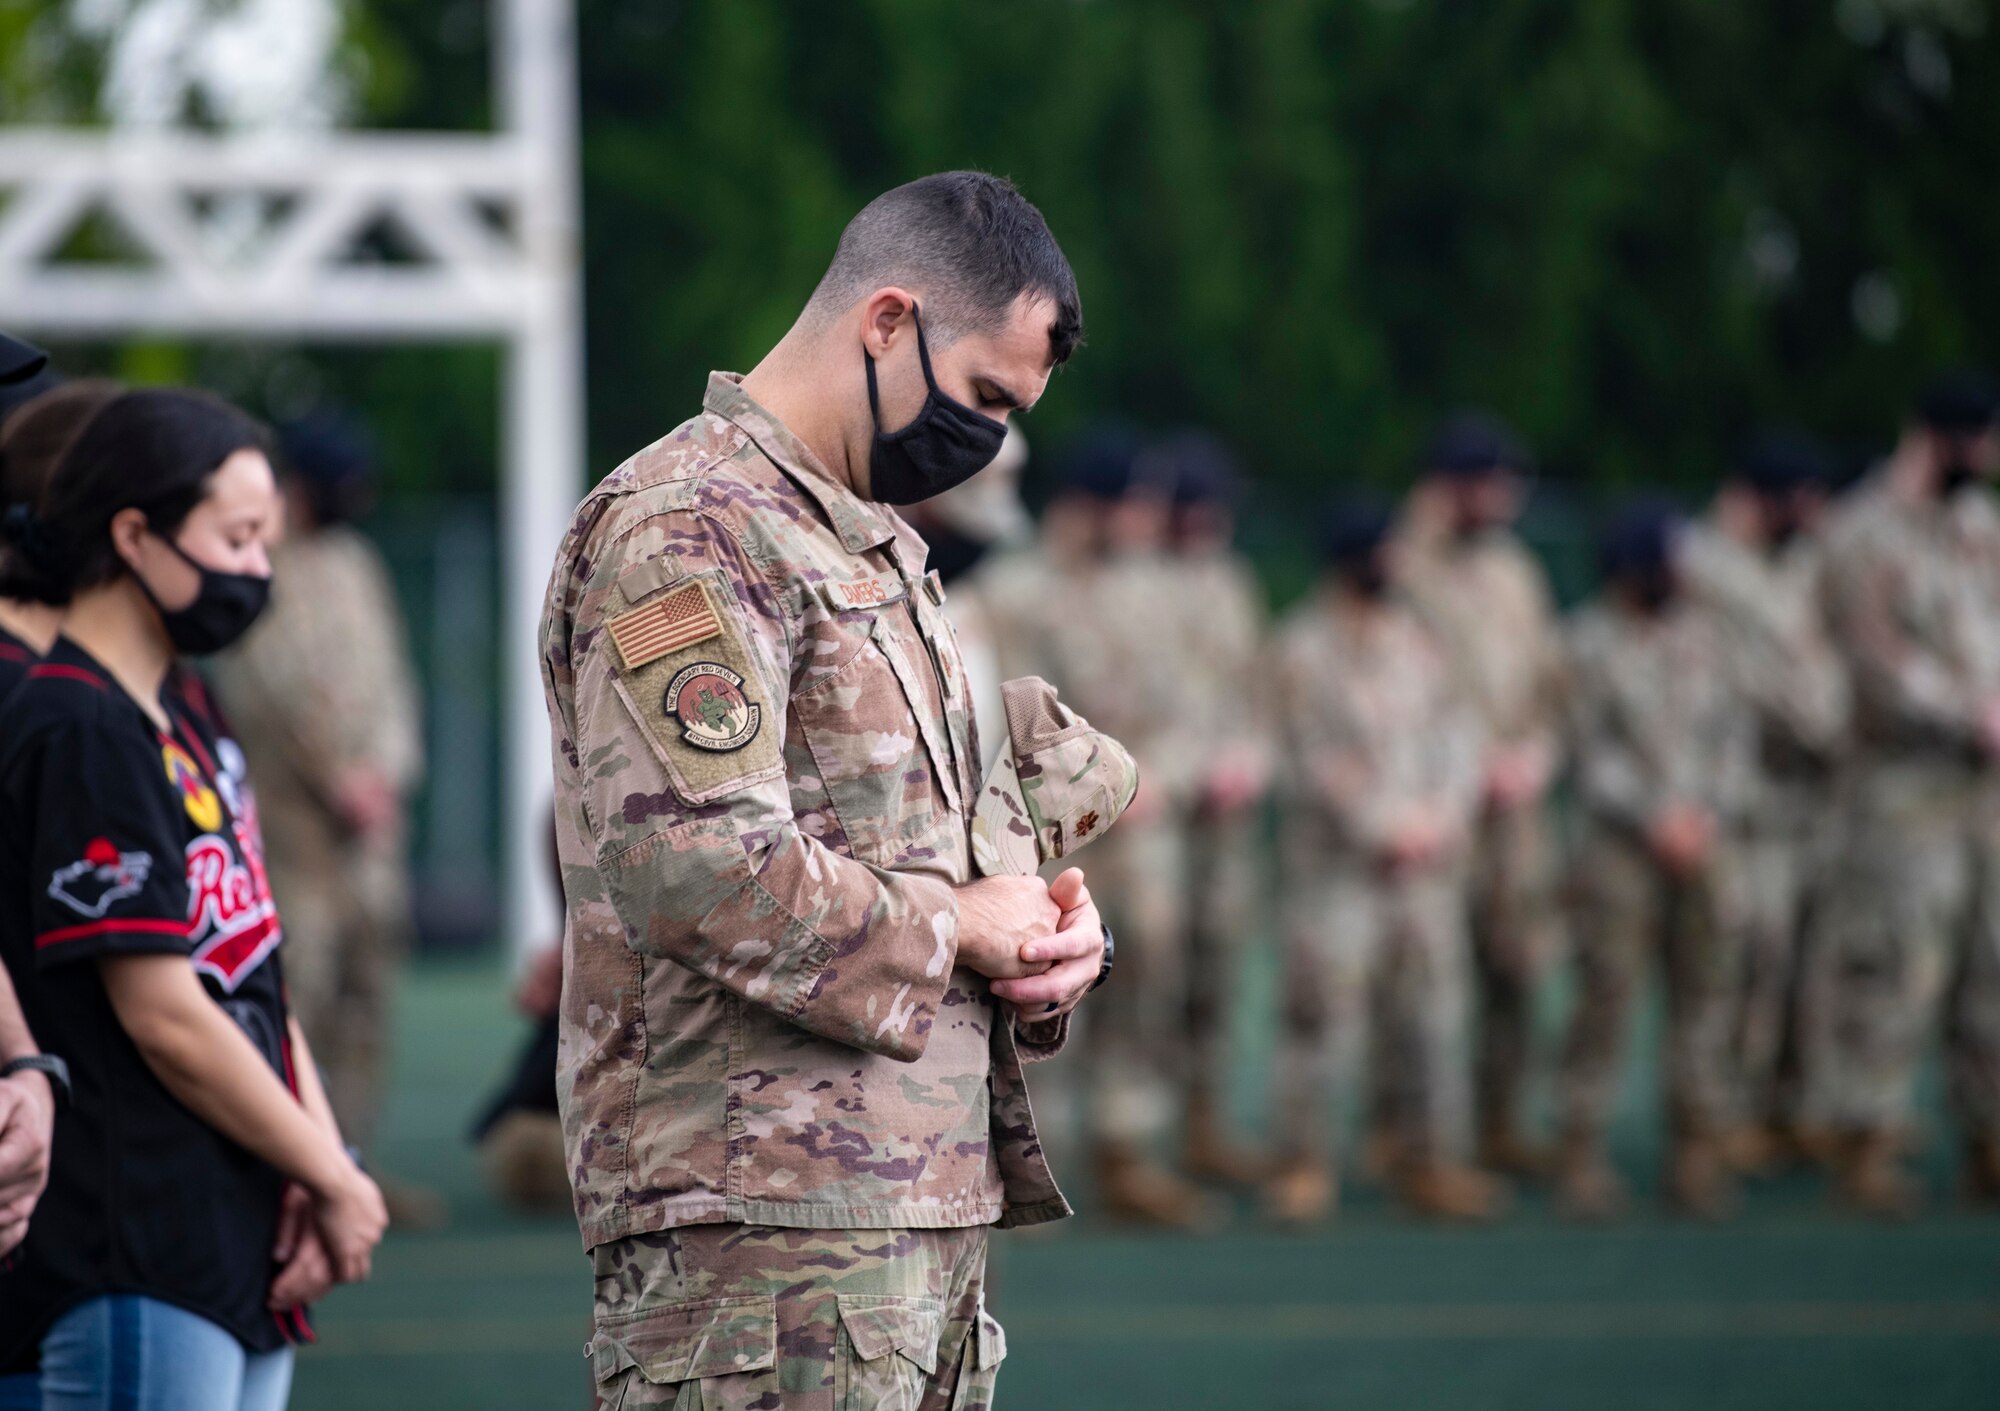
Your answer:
[0,387,267,605]
[0,379,123,513]
[806,171,1083,366]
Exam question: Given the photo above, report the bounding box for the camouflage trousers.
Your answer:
[590,1225,1002,1411]
[1798,759,2000,1140]
[1468,803,1562,1132]
[1274,863,1474,1164]
[1730,799,1838,1125]
[1558,829,1741,1138]
[266,838,412,1152]
[1082,813,1190,1144]
[1183,806,1265,1085]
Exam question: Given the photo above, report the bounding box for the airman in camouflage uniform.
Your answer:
[1394,414,1567,1177]
[1265,502,1504,1223]
[1157,432,1273,1188]
[543,174,1115,1410]
[1679,432,1850,1164]
[1556,506,1758,1219]
[1805,374,2000,1215]
[214,415,424,1172]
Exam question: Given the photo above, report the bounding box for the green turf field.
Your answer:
[291,959,2000,1410]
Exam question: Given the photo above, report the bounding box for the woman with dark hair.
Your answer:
[0,388,387,1411]
[0,380,122,693]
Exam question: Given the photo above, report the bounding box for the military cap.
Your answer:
[1316,496,1393,567]
[279,411,379,526]
[1598,498,1682,579]
[1737,427,1832,494]
[1150,429,1241,507]
[0,333,47,387]
[1423,409,1529,479]
[1915,369,1999,435]
[971,676,1140,877]
[1055,423,1142,500]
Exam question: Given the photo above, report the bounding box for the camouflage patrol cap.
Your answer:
[971,676,1140,877]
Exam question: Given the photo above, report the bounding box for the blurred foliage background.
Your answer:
[10,0,2000,503]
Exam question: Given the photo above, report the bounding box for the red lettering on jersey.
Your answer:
[185,828,282,992]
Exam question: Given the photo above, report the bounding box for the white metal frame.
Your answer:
[0,0,581,956]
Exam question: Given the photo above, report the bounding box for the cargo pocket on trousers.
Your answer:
[589,1295,778,1411]
[950,1303,1008,1411]
[835,1293,944,1411]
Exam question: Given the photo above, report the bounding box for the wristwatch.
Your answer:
[2,1053,71,1110]
[1090,922,1115,993]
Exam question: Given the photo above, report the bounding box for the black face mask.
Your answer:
[1343,556,1393,600]
[864,306,1007,506]
[1940,455,1985,499]
[140,533,272,656]
[1625,567,1677,615]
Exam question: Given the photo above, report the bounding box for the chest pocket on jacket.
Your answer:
[795,602,964,867]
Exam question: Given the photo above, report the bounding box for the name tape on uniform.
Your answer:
[823,572,908,612]
[605,580,722,671]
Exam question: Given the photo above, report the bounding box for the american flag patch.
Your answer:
[605,581,722,670]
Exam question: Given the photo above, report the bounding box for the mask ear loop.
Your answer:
[866,301,945,443]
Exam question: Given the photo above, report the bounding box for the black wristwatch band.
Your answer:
[1090,923,1115,993]
[2,1053,71,1110]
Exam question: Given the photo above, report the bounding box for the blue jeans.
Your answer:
[31,1296,294,1411]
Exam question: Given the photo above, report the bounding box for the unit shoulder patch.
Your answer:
[663,662,761,752]
[603,567,784,804]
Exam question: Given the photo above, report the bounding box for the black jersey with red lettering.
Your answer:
[0,637,301,1361]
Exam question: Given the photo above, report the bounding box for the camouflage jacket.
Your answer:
[1396,523,1566,762]
[539,373,1070,1251]
[1680,520,1849,826]
[1270,591,1485,869]
[1565,598,1757,834]
[1818,474,2000,759]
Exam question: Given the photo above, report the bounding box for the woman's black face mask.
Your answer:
[140,532,272,656]
[863,305,1007,506]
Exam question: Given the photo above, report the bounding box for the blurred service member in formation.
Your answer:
[1806,373,2000,1215]
[1556,505,1758,1219]
[542,173,1118,1411]
[1394,413,1567,1177]
[0,389,385,1408]
[1265,500,1502,1223]
[1032,432,1217,1227]
[213,413,435,1225]
[1679,432,1850,1164]
[1158,432,1274,1188]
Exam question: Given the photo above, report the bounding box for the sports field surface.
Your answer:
[291,960,2000,1410]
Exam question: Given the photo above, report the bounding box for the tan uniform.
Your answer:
[1270,591,1485,1166]
[213,524,422,1149]
[1680,521,1849,1126]
[1558,598,1758,1139]
[542,375,1071,1409]
[1806,476,2000,1142]
[1396,523,1566,1140]
[1173,546,1271,1084]
[1033,549,1197,1145]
